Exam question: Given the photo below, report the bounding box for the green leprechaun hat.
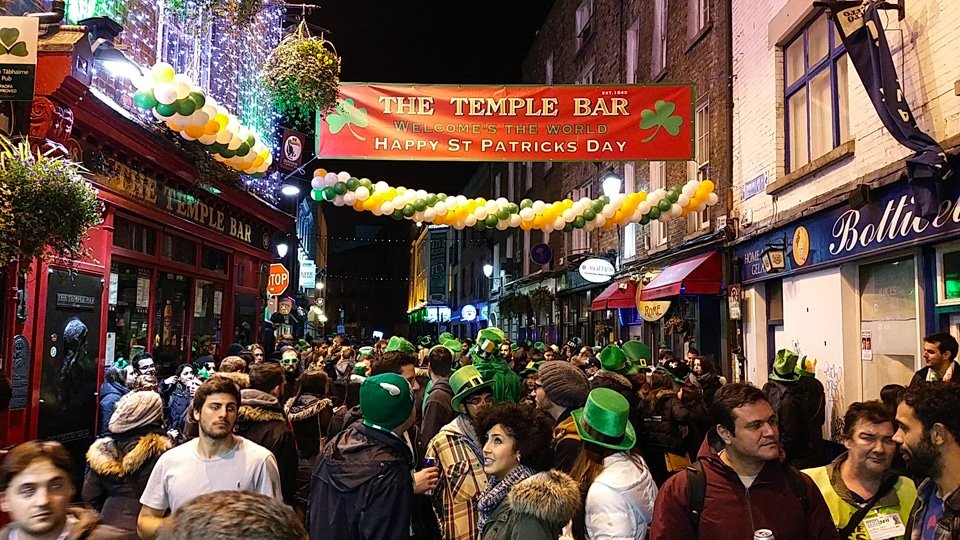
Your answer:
[385,336,416,355]
[770,349,801,382]
[600,344,640,376]
[534,341,546,352]
[450,364,496,411]
[442,339,463,354]
[472,327,505,361]
[521,360,544,376]
[572,388,636,451]
[621,340,652,371]
[439,332,455,343]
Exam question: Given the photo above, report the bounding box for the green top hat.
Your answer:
[572,388,636,452]
[450,365,496,411]
[770,349,801,382]
[472,327,505,362]
[600,345,639,376]
[385,336,416,355]
[534,342,546,352]
[521,360,543,376]
[358,346,374,358]
[510,342,520,351]
[442,339,463,354]
[622,340,651,364]
[439,332,455,343]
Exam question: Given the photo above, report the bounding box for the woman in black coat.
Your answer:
[637,369,690,486]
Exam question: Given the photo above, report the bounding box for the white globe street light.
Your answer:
[602,171,623,197]
[483,263,494,278]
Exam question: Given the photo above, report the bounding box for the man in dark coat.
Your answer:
[910,331,960,386]
[421,345,455,453]
[234,362,298,504]
[309,373,419,540]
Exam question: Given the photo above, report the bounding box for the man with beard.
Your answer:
[910,333,960,386]
[804,401,916,538]
[894,382,960,539]
[136,378,280,539]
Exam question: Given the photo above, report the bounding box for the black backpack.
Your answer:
[686,461,809,536]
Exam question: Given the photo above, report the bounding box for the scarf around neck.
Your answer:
[456,414,484,463]
[476,464,535,535]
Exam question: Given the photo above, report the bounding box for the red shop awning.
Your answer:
[591,279,637,311]
[640,251,722,300]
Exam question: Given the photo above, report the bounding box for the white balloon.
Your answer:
[682,185,697,198]
[375,181,389,192]
[638,201,652,215]
[454,221,465,230]
[173,82,190,100]
[413,212,425,222]
[392,196,405,208]
[337,171,351,182]
[670,204,683,217]
[333,195,345,207]
[475,207,488,220]
[404,191,417,203]
[520,208,535,221]
[553,217,565,230]
[509,214,521,227]
[356,186,370,201]
[457,195,468,206]
[424,208,436,221]
[678,194,691,207]
[397,186,407,195]
[496,220,509,231]
[697,202,707,212]
[154,84,177,105]
[179,130,196,141]
[532,200,546,213]
[311,177,324,190]
[198,133,217,145]
[325,172,338,186]
[543,223,554,234]
[595,214,607,227]
[343,192,357,205]
[465,215,477,227]
[707,192,719,206]
[215,129,232,145]
[382,202,395,214]
[372,207,383,216]
[602,206,616,218]
[435,202,448,215]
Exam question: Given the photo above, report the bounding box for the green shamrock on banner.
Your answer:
[325,98,368,141]
[0,28,28,57]
[639,100,683,143]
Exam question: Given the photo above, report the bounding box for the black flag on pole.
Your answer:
[829,1,951,220]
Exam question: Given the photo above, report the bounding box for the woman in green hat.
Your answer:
[475,403,580,540]
[568,388,658,540]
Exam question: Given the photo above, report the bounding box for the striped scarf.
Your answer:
[475,465,535,535]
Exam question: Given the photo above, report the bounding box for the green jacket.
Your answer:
[479,470,580,540]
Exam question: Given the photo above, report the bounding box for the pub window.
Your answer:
[162,234,197,266]
[201,247,229,274]
[937,244,960,306]
[783,11,849,173]
[113,217,156,254]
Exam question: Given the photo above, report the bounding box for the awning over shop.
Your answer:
[591,279,637,311]
[640,251,722,300]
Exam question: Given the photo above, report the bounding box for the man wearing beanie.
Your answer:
[84,391,173,536]
[536,361,591,472]
[309,372,419,540]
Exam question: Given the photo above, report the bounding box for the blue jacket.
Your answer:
[98,380,130,436]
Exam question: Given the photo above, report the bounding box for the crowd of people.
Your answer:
[4,329,960,539]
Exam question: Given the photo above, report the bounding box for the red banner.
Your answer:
[316,83,694,162]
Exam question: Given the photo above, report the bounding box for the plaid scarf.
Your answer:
[475,465,535,535]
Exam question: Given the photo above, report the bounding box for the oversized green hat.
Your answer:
[450,365,495,411]
[442,339,463,354]
[521,360,543,376]
[770,349,800,382]
[571,388,636,451]
[358,346,374,358]
[476,327,505,351]
[622,340,652,364]
[353,361,368,376]
[439,332,455,343]
[360,372,414,432]
[385,336,416,355]
[534,342,546,352]
[796,355,817,377]
[599,345,639,376]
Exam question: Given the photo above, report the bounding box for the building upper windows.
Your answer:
[784,12,849,173]
[575,0,594,53]
[652,0,668,77]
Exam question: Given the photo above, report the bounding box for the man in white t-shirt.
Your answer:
[137,376,281,539]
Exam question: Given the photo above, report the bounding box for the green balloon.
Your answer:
[563,223,574,232]
[484,215,498,227]
[437,193,447,200]
[392,210,404,221]
[648,207,661,220]
[414,199,427,212]
[177,98,196,116]
[208,143,223,153]
[134,89,158,109]
[246,134,256,147]
[322,187,336,201]
[592,201,605,213]
[508,203,519,214]
[497,208,510,220]
[346,178,359,190]
[220,147,236,158]
[189,91,205,109]
[156,103,177,117]
[520,199,533,209]
[334,182,348,195]
[475,221,487,231]
[311,188,323,201]
[600,195,611,205]
[359,178,373,189]
[658,199,672,212]
[235,143,250,157]
[573,216,586,228]
[426,194,438,206]
[583,208,597,221]
[640,215,650,225]
[667,192,679,203]
[403,204,416,217]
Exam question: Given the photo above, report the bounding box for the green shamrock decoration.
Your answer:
[639,100,683,143]
[325,98,368,141]
[0,28,27,57]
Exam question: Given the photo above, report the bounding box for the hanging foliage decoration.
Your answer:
[0,135,102,264]
[309,168,720,233]
[131,62,273,176]
[165,0,264,25]
[262,22,341,126]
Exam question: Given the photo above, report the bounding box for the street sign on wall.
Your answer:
[317,83,694,162]
[0,17,38,101]
[267,263,290,296]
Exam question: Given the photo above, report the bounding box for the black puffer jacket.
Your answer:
[82,428,172,536]
[639,390,690,454]
[285,394,334,460]
[309,422,413,540]
[234,388,298,504]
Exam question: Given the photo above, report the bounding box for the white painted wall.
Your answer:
[732,0,960,227]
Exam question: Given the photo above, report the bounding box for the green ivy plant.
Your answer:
[0,135,102,264]
[166,0,262,25]
[262,21,341,127]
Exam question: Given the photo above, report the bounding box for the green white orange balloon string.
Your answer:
[130,62,273,176]
[309,168,720,232]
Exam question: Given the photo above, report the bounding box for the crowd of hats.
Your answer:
[309,168,720,232]
[131,62,274,176]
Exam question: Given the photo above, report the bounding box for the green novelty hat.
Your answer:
[360,372,414,432]
[442,339,463,354]
[439,332,455,343]
[385,336,416,355]
[521,360,544,376]
[599,344,640,376]
[571,388,636,451]
[450,364,496,411]
[770,349,801,382]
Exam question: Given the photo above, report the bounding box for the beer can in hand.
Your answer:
[422,457,437,496]
[753,530,774,540]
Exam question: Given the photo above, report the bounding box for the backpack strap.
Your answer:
[686,461,707,537]
[785,466,810,516]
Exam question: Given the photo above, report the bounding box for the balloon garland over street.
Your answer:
[131,62,274,176]
[309,169,720,232]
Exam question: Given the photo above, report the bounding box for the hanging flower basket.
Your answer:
[262,22,341,127]
[529,287,554,313]
[0,135,102,264]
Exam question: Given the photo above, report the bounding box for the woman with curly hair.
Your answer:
[475,403,581,540]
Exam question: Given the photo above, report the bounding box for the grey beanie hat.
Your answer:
[108,390,163,434]
[538,360,590,409]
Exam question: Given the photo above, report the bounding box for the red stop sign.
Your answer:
[267,263,290,295]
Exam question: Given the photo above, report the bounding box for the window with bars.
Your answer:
[577,61,595,85]
[575,0,594,52]
[626,19,640,83]
[784,11,849,173]
[570,183,592,253]
[649,162,667,247]
[688,101,710,231]
[688,0,708,38]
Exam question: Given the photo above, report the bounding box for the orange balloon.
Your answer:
[316,168,327,178]
[203,121,219,136]
[353,201,364,211]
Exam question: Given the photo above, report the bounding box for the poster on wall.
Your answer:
[861,330,873,361]
[38,271,102,484]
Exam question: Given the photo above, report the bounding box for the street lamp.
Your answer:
[280,184,301,197]
[276,241,289,259]
[483,264,493,278]
[601,170,623,197]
